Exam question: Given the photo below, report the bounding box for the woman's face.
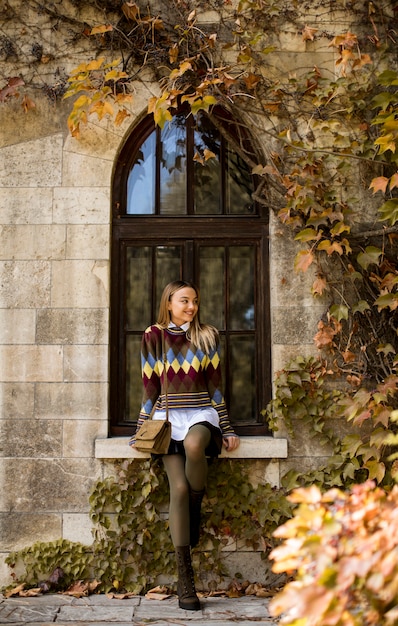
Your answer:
[168,286,199,327]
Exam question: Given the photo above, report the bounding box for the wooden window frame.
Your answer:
[110,113,271,437]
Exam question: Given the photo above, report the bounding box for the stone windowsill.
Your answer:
[95,436,288,459]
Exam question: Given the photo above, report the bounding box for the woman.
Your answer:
[130,280,240,611]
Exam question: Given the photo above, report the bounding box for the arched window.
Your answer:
[111,109,271,436]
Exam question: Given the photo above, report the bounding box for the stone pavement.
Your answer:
[0,593,280,625]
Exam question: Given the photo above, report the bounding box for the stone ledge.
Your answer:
[95,436,288,460]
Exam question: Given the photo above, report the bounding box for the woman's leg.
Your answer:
[183,424,211,491]
[163,453,200,611]
[183,424,211,548]
[162,454,190,547]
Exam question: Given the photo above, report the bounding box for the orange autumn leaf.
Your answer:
[294,249,314,273]
[369,176,389,194]
[91,24,113,35]
[389,172,398,190]
[314,320,337,348]
[311,275,327,296]
[302,25,318,41]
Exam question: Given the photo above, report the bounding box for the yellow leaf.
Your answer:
[389,172,398,190]
[115,93,133,105]
[170,61,192,79]
[169,43,179,64]
[114,109,130,126]
[375,133,396,154]
[90,100,114,120]
[153,106,172,129]
[204,148,216,161]
[90,24,113,35]
[73,94,91,108]
[105,69,128,81]
[86,58,105,71]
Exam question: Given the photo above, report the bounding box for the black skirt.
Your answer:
[153,421,223,460]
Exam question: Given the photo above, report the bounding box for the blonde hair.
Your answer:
[157,280,218,353]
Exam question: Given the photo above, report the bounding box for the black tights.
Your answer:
[162,424,211,547]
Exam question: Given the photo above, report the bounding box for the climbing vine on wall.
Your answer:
[4,456,294,594]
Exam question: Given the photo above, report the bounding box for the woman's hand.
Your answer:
[222,435,240,452]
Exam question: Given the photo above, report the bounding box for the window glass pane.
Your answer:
[127,132,156,214]
[199,246,225,329]
[155,246,182,305]
[229,246,255,330]
[194,117,221,214]
[229,336,256,422]
[126,247,152,328]
[226,146,256,215]
[160,117,187,214]
[126,335,142,421]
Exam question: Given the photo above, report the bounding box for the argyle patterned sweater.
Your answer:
[131,324,236,443]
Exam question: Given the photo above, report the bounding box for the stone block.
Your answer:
[53,188,110,225]
[62,151,113,187]
[0,310,36,344]
[285,420,335,458]
[58,604,135,622]
[0,600,59,623]
[0,188,53,224]
[0,458,102,512]
[279,455,331,479]
[246,459,280,489]
[62,419,108,457]
[0,383,35,420]
[0,225,66,260]
[63,345,108,382]
[277,29,306,53]
[36,309,109,345]
[63,513,94,545]
[0,261,51,308]
[0,135,63,187]
[51,260,109,308]
[197,552,279,591]
[0,419,62,458]
[66,225,110,260]
[271,305,326,344]
[202,596,272,621]
[0,345,63,382]
[270,255,323,308]
[0,555,13,587]
[0,512,61,551]
[64,121,124,162]
[271,344,318,375]
[34,382,108,420]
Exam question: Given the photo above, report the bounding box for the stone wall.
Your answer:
[0,1,377,589]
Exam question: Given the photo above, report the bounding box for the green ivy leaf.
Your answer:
[378,198,398,225]
[329,304,349,321]
[357,246,383,269]
[374,293,398,311]
[352,300,370,314]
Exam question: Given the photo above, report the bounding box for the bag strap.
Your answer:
[161,329,169,422]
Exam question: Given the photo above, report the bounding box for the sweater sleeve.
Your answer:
[205,341,237,437]
[129,325,162,446]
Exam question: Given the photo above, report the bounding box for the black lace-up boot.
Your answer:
[189,488,205,548]
[175,545,201,611]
